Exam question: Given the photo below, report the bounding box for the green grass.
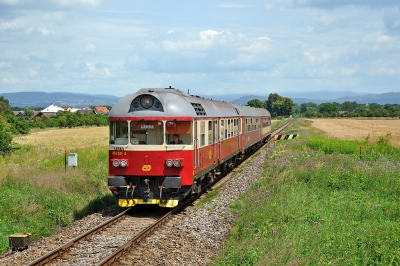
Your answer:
[212,119,400,265]
[0,134,115,253]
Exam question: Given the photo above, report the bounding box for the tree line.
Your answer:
[247,93,295,117]
[0,96,109,156]
[298,101,400,118]
[246,94,400,119]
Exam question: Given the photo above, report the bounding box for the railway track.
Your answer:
[26,119,295,266]
[26,208,167,266]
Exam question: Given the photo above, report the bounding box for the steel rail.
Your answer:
[26,208,132,266]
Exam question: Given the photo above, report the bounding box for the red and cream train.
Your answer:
[107,87,272,208]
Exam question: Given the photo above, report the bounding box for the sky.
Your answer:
[0,0,399,98]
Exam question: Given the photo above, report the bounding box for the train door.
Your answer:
[194,119,199,169]
[218,118,222,160]
[213,119,218,163]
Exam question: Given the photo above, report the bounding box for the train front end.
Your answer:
[107,88,195,208]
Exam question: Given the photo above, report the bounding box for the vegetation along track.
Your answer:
[22,119,295,266]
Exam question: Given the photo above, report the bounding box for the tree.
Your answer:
[24,108,35,119]
[282,98,295,116]
[0,97,13,115]
[266,93,294,117]
[319,102,338,117]
[266,93,283,112]
[0,115,14,156]
[300,103,307,114]
[247,99,266,109]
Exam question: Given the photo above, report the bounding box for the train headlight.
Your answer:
[112,159,120,167]
[140,95,154,109]
[166,159,174,167]
[173,159,181,167]
[120,159,127,167]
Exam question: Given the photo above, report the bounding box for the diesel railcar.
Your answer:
[107,87,272,208]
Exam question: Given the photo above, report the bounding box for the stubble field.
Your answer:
[307,118,400,146]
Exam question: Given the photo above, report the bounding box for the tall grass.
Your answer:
[0,127,115,253]
[212,119,400,265]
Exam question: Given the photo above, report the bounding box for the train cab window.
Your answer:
[110,121,129,145]
[166,121,192,145]
[131,121,164,145]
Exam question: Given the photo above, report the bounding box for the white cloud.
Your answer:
[39,27,54,36]
[85,61,115,78]
[85,43,96,53]
[2,77,19,84]
[29,69,38,77]
[0,62,11,68]
[308,13,355,33]
[0,18,25,30]
[216,3,253,8]
[264,4,276,11]
[2,50,29,61]
[376,35,395,42]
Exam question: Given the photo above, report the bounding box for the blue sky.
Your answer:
[0,0,399,98]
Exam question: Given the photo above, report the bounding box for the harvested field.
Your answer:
[14,126,109,150]
[307,119,400,146]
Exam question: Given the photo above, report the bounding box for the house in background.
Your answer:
[41,103,65,116]
[94,106,109,115]
[79,107,93,115]
[13,111,24,117]
[61,106,80,113]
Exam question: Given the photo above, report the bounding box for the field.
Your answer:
[0,126,113,254]
[307,118,400,146]
[213,119,400,265]
[15,127,109,150]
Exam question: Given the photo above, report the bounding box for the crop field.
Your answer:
[307,118,400,146]
[0,126,113,254]
[213,119,400,265]
[15,126,109,150]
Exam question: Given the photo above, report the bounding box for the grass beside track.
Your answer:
[0,126,115,254]
[212,119,400,265]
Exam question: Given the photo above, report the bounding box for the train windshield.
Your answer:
[131,121,164,145]
[166,121,192,145]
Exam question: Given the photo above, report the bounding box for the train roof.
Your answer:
[109,88,270,119]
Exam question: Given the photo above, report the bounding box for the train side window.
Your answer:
[200,121,205,147]
[220,120,225,140]
[208,121,213,144]
[214,120,218,143]
[166,121,192,145]
[110,121,129,145]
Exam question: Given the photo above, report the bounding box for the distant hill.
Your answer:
[0,92,120,108]
[334,92,400,104]
[231,92,400,105]
[1,91,399,108]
